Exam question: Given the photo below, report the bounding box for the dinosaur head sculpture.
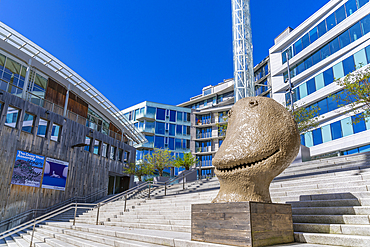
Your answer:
[212,97,300,203]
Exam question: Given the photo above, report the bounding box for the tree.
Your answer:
[144,148,174,177]
[332,65,370,124]
[174,152,198,170]
[290,103,323,134]
[123,162,153,182]
[216,111,228,137]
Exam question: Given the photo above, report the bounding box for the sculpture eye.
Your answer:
[249,100,258,108]
[228,110,233,118]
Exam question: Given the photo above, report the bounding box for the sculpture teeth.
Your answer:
[216,149,280,174]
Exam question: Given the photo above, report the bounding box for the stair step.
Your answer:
[294,223,370,236]
[294,232,370,247]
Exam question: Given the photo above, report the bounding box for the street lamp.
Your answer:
[285,52,295,112]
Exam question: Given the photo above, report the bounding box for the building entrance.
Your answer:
[108,175,130,195]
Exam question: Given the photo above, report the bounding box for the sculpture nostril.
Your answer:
[249,100,258,107]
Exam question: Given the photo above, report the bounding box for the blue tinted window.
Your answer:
[294,39,303,54]
[154,136,165,149]
[305,57,313,70]
[318,99,328,115]
[177,111,183,121]
[330,121,342,140]
[323,68,334,86]
[327,95,338,112]
[146,135,154,143]
[169,138,175,150]
[358,0,369,8]
[349,22,363,42]
[329,38,340,54]
[339,30,351,48]
[321,43,331,59]
[359,144,370,153]
[346,0,358,16]
[297,62,305,74]
[361,14,370,34]
[312,128,323,146]
[335,5,346,24]
[293,87,300,102]
[156,108,165,120]
[170,110,176,122]
[169,124,176,136]
[285,93,291,106]
[155,122,165,135]
[366,45,370,64]
[326,13,336,31]
[318,20,327,37]
[347,148,359,155]
[175,139,182,149]
[309,27,318,43]
[342,55,355,75]
[282,47,292,63]
[306,79,316,95]
[176,125,182,135]
[352,115,367,133]
[300,135,305,146]
[312,50,321,65]
[302,33,310,49]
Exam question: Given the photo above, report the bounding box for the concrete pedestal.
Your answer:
[191,201,294,247]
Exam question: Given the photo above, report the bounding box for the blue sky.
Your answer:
[0,0,329,109]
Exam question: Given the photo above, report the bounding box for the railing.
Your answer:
[0,169,199,244]
[198,161,213,167]
[196,146,214,153]
[196,132,212,139]
[0,79,126,143]
[0,187,107,232]
[196,119,213,125]
[0,22,146,144]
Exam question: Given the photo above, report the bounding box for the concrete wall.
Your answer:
[0,91,136,222]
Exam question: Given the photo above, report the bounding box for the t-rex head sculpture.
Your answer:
[212,97,300,203]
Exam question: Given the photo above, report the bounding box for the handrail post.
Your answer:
[124,194,127,212]
[165,182,167,196]
[183,173,185,190]
[30,191,41,247]
[96,203,100,225]
[73,202,77,226]
[148,184,151,199]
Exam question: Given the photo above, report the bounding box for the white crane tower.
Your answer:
[231,0,254,102]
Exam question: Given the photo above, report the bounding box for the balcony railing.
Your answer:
[196,146,214,153]
[143,127,155,134]
[197,161,213,167]
[196,132,212,139]
[0,78,125,143]
[196,119,213,125]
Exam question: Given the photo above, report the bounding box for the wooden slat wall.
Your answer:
[45,78,66,107]
[0,91,136,227]
[45,78,88,119]
[67,92,88,119]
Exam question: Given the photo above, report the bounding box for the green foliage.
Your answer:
[290,103,323,134]
[144,148,174,177]
[174,152,198,170]
[123,162,153,182]
[332,65,370,124]
[216,112,228,137]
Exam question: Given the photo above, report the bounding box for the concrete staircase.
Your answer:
[3,152,370,246]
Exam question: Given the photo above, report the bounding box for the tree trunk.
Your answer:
[138,176,142,182]
[185,166,190,170]
[159,170,163,177]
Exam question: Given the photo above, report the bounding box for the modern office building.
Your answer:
[270,0,370,158]
[120,101,191,177]
[178,57,271,177]
[0,21,144,223]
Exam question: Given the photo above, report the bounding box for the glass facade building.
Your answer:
[270,0,370,158]
[120,101,191,177]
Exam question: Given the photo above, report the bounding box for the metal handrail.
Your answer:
[0,187,106,229]
[0,169,200,243]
